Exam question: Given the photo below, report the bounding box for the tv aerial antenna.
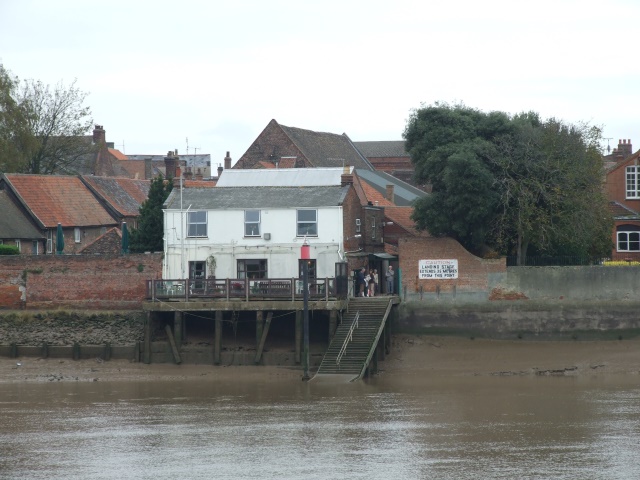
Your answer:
[603,137,613,154]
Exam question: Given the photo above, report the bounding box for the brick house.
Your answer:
[604,141,640,261]
[0,174,149,255]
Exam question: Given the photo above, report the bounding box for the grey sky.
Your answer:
[1,0,638,166]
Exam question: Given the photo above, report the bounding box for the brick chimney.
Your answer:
[616,139,633,158]
[92,125,106,145]
[386,184,395,203]
[224,151,232,170]
[164,150,179,179]
[184,167,193,180]
[217,164,223,177]
[341,165,353,186]
[195,168,203,181]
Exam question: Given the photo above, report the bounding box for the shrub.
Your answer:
[0,244,20,255]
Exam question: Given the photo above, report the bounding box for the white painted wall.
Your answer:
[163,207,345,279]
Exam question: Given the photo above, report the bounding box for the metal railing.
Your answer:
[336,311,359,367]
[146,277,337,302]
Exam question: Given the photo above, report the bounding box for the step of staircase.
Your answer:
[315,297,391,378]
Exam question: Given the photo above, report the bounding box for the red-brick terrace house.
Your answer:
[604,141,640,261]
[0,174,118,254]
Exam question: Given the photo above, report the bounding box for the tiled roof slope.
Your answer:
[279,124,373,170]
[80,176,150,217]
[3,174,117,228]
[383,206,429,236]
[353,141,409,158]
[0,190,44,239]
[609,201,640,218]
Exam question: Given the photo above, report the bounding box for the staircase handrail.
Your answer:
[336,311,359,367]
[356,299,393,380]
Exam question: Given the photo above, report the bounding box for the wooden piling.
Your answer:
[72,342,80,360]
[143,312,152,364]
[174,311,183,347]
[41,342,48,358]
[255,312,273,364]
[103,342,111,361]
[329,310,337,340]
[9,343,17,359]
[214,310,222,365]
[256,310,264,346]
[165,324,182,364]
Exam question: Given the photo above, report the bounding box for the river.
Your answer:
[1,372,639,479]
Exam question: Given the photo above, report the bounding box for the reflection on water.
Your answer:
[1,375,639,479]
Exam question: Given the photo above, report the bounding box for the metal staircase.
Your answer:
[315,297,392,381]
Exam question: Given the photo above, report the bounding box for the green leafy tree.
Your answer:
[404,103,612,264]
[130,175,173,253]
[0,64,94,174]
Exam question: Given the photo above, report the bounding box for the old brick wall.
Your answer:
[0,254,162,310]
[398,237,506,300]
[235,120,309,169]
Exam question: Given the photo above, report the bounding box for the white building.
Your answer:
[162,168,359,283]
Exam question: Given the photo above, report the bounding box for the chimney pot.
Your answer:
[386,184,395,202]
[224,151,232,170]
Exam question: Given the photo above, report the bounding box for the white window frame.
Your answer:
[626,166,640,199]
[187,211,208,238]
[15,239,20,252]
[297,209,318,237]
[355,218,361,233]
[74,227,81,243]
[371,217,376,239]
[46,230,52,253]
[617,230,640,252]
[244,210,261,237]
[32,241,39,255]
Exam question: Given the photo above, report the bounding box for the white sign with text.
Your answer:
[419,259,458,279]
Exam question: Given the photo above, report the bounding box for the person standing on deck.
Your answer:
[386,265,395,295]
[357,267,366,297]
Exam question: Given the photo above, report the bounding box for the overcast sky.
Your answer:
[1,0,638,166]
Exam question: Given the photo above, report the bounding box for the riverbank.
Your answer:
[2,334,639,383]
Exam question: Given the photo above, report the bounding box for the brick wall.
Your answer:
[0,253,162,310]
[398,237,506,299]
[236,120,309,169]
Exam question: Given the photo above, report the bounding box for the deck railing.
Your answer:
[146,277,337,302]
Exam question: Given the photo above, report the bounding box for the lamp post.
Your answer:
[301,238,310,380]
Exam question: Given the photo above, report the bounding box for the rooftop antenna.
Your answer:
[194,147,200,155]
[116,140,125,154]
[186,137,189,155]
[603,137,613,154]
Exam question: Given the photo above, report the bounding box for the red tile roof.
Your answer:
[4,174,117,228]
[184,179,217,188]
[108,148,128,161]
[383,206,429,236]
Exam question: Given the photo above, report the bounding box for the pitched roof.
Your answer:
[0,190,44,239]
[165,185,350,210]
[2,174,117,228]
[353,174,393,206]
[383,206,429,236]
[80,176,150,218]
[356,169,427,206]
[353,141,409,158]
[278,123,373,170]
[108,148,128,160]
[609,201,640,219]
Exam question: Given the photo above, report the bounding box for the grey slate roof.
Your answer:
[0,191,44,240]
[164,185,349,210]
[356,169,427,206]
[279,124,374,170]
[353,141,409,158]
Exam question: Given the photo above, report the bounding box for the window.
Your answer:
[74,227,81,243]
[298,259,317,280]
[15,240,20,252]
[188,211,207,237]
[626,166,640,199]
[46,230,53,253]
[355,218,361,233]
[617,225,640,252]
[189,261,206,291]
[32,241,39,255]
[237,259,268,279]
[245,210,261,236]
[297,209,317,236]
[371,217,376,239]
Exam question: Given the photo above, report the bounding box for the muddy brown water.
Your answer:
[1,372,639,479]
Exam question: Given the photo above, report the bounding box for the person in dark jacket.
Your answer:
[357,267,366,297]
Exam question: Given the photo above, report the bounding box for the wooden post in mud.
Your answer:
[295,310,302,364]
[143,312,152,364]
[256,311,264,347]
[41,342,48,358]
[72,342,80,360]
[329,310,337,340]
[165,324,182,364]
[214,310,222,365]
[255,312,273,364]
[174,311,183,347]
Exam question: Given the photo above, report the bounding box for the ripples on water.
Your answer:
[1,376,639,479]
